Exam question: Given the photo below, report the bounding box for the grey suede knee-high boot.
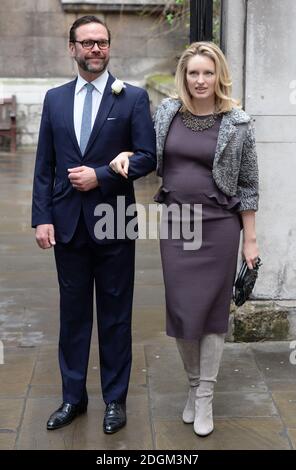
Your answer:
[194,333,225,436]
[176,338,200,423]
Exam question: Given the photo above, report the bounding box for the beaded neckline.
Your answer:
[180,111,218,132]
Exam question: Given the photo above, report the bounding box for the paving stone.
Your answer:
[271,392,296,427]
[154,417,290,450]
[217,343,268,392]
[0,432,17,450]
[250,342,296,389]
[0,399,24,431]
[16,395,152,450]
[0,349,36,397]
[287,428,296,449]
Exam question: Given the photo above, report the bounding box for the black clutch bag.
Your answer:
[233,257,262,307]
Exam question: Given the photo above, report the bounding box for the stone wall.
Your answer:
[222,0,296,320]
[0,78,69,146]
[0,0,187,79]
[0,0,187,145]
[244,0,296,301]
[0,0,75,78]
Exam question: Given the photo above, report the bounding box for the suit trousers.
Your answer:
[54,212,135,405]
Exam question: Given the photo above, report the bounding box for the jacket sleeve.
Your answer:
[237,122,259,212]
[95,89,156,198]
[153,103,163,176]
[127,89,157,178]
[31,92,56,227]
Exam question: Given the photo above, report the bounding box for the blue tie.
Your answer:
[80,83,95,155]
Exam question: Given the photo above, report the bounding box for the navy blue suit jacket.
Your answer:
[32,73,156,243]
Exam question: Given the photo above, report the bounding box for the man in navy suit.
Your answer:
[32,15,156,434]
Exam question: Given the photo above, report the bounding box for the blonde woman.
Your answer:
[110,42,259,437]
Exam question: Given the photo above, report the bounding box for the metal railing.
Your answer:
[190,0,213,42]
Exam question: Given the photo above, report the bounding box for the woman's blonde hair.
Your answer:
[174,41,239,114]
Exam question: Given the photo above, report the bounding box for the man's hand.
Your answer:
[68,166,99,191]
[35,224,56,249]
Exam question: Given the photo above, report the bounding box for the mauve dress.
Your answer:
[156,113,242,340]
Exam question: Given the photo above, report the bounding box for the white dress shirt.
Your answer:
[74,70,109,145]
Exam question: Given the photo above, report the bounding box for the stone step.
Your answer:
[227,300,296,342]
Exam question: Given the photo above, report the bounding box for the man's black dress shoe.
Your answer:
[103,401,126,434]
[46,402,87,430]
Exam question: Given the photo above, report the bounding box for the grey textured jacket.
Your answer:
[154,98,259,212]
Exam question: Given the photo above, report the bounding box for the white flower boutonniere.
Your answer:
[111,79,126,95]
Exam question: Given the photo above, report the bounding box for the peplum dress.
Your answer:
[155,112,242,340]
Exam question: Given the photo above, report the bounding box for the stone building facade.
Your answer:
[0,0,188,145]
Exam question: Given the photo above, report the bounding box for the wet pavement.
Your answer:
[0,150,295,450]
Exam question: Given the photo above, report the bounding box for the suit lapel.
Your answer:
[82,74,116,158]
[63,78,82,157]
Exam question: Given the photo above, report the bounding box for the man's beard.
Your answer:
[75,55,109,74]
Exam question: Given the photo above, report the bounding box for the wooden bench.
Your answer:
[0,95,17,152]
